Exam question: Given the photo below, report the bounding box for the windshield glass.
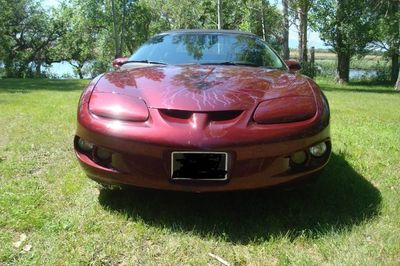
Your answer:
[129,33,284,69]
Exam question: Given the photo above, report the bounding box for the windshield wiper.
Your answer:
[122,60,167,65]
[200,61,261,67]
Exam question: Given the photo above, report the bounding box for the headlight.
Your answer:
[89,92,149,122]
[253,96,316,124]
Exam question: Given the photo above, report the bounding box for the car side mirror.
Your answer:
[285,60,301,72]
[112,57,129,69]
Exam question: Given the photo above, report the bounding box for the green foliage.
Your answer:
[310,0,376,56]
[299,61,317,78]
[310,0,380,82]
[0,0,66,77]
[369,1,400,53]
[371,61,391,82]
[84,59,113,78]
[237,0,283,52]
[124,1,153,53]
[51,1,99,78]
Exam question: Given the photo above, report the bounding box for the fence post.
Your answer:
[310,46,315,65]
[310,46,315,78]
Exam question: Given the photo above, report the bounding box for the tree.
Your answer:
[291,0,312,63]
[369,0,399,87]
[217,0,223,29]
[235,0,282,51]
[311,0,376,83]
[282,0,290,60]
[52,2,98,79]
[387,0,400,86]
[110,0,129,58]
[0,0,66,77]
[124,1,152,54]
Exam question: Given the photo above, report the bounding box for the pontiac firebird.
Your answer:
[74,30,331,192]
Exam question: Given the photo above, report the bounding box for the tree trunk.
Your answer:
[111,0,121,58]
[392,52,399,84]
[78,69,83,79]
[282,0,290,60]
[35,62,41,78]
[70,62,84,79]
[310,46,315,65]
[119,0,127,58]
[301,10,308,62]
[261,7,266,41]
[336,51,350,84]
[395,70,400,91]
[5,58,14,78]
[335,0,350,84]
[390,0,399,84]
[76,63,84,79]
[217,0,223,30]
[298,8,303,61]
[298,1,309,63]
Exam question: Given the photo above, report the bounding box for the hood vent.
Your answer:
[159,109,243,122]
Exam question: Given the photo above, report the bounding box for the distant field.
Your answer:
[0,78,399,265]
[289,50,383,61]
[289,50,389,74]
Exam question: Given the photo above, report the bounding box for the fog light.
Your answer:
[309,142,327,157]
[290,151,307,165]
[78,139,93,152]
[95,147,112,161]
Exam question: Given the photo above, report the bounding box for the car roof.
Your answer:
[160,29,257,37]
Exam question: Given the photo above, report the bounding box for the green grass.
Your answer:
[0,77,399,265]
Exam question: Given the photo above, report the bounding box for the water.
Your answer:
[46,61,76,79]
[349,69,378,79]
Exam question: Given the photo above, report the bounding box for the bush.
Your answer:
[299,61,318,79]
[83,59,112,78]
[315,60,336,77]
[374,61,391,82]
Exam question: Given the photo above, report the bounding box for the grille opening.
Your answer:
[159,109,243,121]
[208,110,242,121]
[159,109,192,119]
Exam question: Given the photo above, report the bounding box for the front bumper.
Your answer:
[74,125,330,192]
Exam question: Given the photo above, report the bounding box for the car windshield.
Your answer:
[129,32,285,69]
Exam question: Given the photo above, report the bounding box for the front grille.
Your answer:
[208,110,242,121]
[159,109,243,122]
[159,109,192,119]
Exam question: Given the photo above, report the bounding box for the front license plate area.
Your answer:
[171,152,228,180]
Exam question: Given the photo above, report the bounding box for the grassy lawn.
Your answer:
[0,77,399,265]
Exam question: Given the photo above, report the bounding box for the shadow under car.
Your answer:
[98,153,381,243]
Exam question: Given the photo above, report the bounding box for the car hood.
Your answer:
[93,65,315,111]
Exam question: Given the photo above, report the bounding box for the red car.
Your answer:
[75,30,331,192]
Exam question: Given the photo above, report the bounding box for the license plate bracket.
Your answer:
[171,152,228,180]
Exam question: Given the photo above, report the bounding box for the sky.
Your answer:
[44,0,59,7]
